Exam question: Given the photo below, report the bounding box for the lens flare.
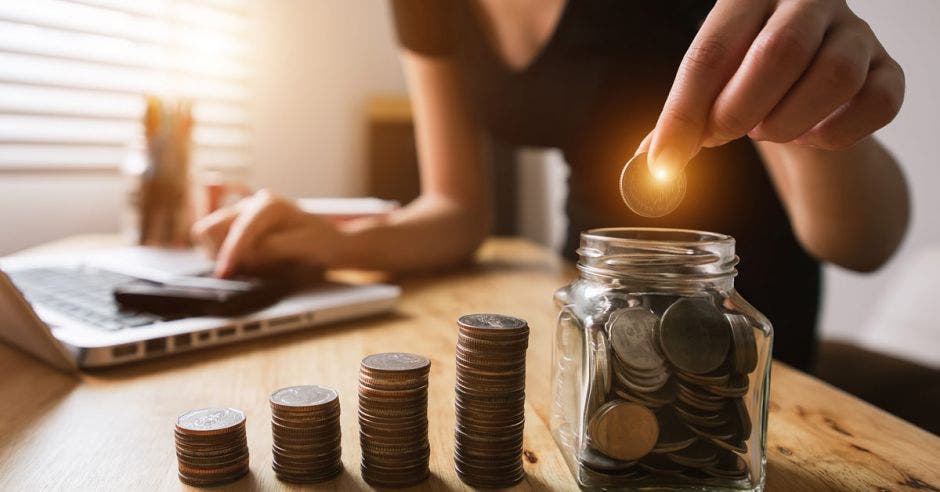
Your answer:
[652,167,670,182]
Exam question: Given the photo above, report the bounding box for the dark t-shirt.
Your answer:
[390,0,820,370]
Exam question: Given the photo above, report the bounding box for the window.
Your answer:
[0,0,253,171]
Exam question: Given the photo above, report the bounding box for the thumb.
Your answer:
[634,131,654,156]
[647,122,701,181]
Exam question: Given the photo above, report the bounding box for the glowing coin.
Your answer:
[619,152,687,218]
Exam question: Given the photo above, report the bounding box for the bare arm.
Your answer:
[194,52,490,275]
[332,52,490,271]
[757,138,908,272]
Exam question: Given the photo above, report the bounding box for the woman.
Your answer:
[193,0,908,371]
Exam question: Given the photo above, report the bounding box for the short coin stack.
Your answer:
[174,407,250,487]
[454,313,529,488]
[269,385,343,483]
[358,352,431,487]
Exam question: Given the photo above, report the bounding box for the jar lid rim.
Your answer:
[582,227,733,246]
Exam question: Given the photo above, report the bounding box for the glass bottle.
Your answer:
[551,228,772,491]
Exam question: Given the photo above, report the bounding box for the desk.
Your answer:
[0,236,938,491]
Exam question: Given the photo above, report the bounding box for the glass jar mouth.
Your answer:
[581,227,733,248]
[577,228,738,287]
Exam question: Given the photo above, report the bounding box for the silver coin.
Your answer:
[615,366,669,394]
[607,307,664,372]
[271,385,338,408]
[458,313,528,331]
[666,440,719,469]
[586,372,606,421]
[579,445,637,473]
[660,298,730,374]
[361,353,431,373]
[615,362,669,386]
[619,152,687,218]
[177,407,245,433]
[590,329,611,396]
[652,406,697,453]
[601,292,642,313]
[726,314,758,375]
[704,373,749,398]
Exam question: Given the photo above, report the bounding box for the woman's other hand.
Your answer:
[648,0,904,176]
[192,190,342,278]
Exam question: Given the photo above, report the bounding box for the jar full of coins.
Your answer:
[551,228,772,491]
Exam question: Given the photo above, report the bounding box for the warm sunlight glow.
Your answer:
[652,167,670,182]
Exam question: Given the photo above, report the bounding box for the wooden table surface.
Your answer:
[0,236,938,491]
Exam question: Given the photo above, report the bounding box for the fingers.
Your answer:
[233,229,329,287]
[795,56,905,150]
[750,20,873,142]
[705,0,833,147]
[191,206,239,258]
[240,237,326,287]
[647,0,901,168]
[260,228,319,265]
[648,0,769,177]
[215,191,293,278]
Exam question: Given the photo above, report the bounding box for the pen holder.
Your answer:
[122,142,194,247]
[123,97,195,247]
[551,228,772,491]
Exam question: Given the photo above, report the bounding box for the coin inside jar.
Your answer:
[607,307,664,372]
[660,298,731,374]
[590,328,611,396]
[725,314,758,375]
[619,152,687,218]
[587,401,659,461]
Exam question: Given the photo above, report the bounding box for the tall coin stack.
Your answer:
[454,313,530,488]
[358,352,431,487]
[174,407,250,487]
[269,385,343,483]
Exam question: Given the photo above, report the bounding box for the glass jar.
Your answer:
[551,228,772,491]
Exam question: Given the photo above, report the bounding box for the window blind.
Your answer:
[0,0,252,171]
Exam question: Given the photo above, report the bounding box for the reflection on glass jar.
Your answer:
[551,228,772,491]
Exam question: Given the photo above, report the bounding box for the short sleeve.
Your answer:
[389,0,456,56]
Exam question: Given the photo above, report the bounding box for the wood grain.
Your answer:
[0,236,937,491]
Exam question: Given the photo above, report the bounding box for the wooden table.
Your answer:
[0,236,938,491]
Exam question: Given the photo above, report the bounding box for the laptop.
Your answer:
[0,245,400,371]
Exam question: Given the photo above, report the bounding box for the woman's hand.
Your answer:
[647,0,904,176]
[192,190,342,278]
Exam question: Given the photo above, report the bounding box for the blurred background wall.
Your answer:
[249,0,405,198]
[0,0,936,363]
[0,0,407,253]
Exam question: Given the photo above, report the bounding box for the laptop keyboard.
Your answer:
[8,267,163,331]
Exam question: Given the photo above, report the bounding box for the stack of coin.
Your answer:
[269,385,343,483]
[358,352,431,488]
[578,295,759,485]
[607,306,675,410]
[174,407,249,487]
[454,313,529,488]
